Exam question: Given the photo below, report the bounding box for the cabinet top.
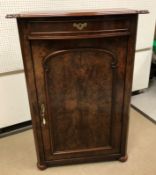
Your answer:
[6,8,148,18]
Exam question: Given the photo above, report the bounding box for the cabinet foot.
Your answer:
[37,162,47,170]
[119,155,128,162]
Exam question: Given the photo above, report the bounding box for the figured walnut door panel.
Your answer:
[31,37,128,160]
[44,48,116,151]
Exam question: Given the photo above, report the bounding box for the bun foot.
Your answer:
[119,155,128,162]
[37,162,47,170]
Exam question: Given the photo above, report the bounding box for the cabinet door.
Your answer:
[31,36,128,161]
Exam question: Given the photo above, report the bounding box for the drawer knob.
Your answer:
[73,22,87,30]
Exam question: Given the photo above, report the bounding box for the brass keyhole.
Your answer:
[73,22,87,30]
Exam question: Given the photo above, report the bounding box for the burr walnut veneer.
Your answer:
[7,9,144,169]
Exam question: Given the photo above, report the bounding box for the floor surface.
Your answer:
[131,78,156,122]
[0,108,156,175]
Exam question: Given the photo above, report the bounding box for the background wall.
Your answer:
[0,0,156,128]
[0,73,30,128]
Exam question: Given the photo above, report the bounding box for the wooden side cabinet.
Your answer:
[7,9,145,169]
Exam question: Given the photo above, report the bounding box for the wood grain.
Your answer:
[15,11,139,168]
[6,8,139,18]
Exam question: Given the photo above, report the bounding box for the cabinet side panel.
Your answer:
[120,15,138,157]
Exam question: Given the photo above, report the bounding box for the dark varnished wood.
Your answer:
[12,9,140,169]
[44,48,116,152]
[119,155,128,162]
[6,8,139,18]
[31,36,128,161]
[37,162,47,170]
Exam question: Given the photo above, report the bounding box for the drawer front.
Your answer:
[29,18,129,32]
[25,16,132,40]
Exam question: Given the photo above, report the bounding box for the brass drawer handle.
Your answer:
[40,104,46,125]
[73,22,87,30]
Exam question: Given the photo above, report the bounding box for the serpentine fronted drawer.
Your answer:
[17,16,135,40]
